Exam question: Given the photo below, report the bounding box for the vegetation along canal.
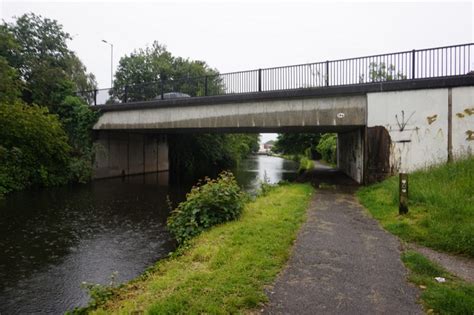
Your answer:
[0,155,298,314]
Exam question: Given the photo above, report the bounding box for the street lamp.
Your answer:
[102,39,113,87]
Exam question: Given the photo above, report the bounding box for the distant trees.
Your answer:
[316,133,337,164]
[272,133,321,157]
[272,132,337,165]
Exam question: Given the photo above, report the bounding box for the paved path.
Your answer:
[407,243,474,283]
[265,188,422,315]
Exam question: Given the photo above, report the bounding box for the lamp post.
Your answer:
[102,39,113,87]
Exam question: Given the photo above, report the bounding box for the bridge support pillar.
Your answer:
[93,131,169,179]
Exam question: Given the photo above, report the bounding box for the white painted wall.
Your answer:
[367,88,449,172]
[452,87,474,158]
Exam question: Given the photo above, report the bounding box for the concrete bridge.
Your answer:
[88,44,474,183]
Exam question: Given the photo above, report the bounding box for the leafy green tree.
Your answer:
[3,13,96,107]
[0,57,22,103]
[316,133,337,164]
[112,41,221,102]
[0,26,22,103]
[54,96,99,183]
[55,96,98,151]
[0,13,102,195]
[0,101,71,194]
[272,133,321,157]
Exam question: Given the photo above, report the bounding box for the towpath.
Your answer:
[265,166,422,314]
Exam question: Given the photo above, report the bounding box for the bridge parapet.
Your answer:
[79,43,473,107]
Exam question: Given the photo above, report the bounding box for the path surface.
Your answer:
[265,184,422,314]
[407,243,474,283]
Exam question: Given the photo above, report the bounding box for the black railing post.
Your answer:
[258,69,262,92]
[160,79,164,100]
[325,61,329,86]
[123,85,128,103]
[204,76,208,96]
[93,89,97,106]
[412,49,416,79]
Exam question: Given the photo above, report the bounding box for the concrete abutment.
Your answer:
[93,131,169,179]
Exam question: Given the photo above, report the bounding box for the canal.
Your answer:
[0,155,298,314]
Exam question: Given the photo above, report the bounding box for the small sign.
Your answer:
[337,112,345,119]
[399,173,409,214]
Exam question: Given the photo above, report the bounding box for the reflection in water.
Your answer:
[0,155,298,314]
[234,155,299,192]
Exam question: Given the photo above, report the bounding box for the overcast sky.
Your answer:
[1,0,473,143]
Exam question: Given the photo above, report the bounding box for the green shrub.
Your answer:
[316,133,337,164]
[167,171,245,244]
[298,156,315,173]
[55,96,98,183]
[0,102,71,194]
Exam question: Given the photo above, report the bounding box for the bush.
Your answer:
[167,171,245,244]
[55,96,98,183]
[0,101,71,194]
[316,133,337,164]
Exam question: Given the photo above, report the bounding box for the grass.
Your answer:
[298,156,314,173]
[91,183,313,314]
[279,154,315,173]
[402,251,474,314]
[357,157,474,257]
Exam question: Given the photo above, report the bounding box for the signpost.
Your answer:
[399,173,409,214]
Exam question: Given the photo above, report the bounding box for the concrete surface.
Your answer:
[93,95,367,131]
[93,132,169,179]
[265,182,422,314]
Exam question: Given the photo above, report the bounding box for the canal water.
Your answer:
[0,155,298,314]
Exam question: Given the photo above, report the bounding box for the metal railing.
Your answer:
[78,43,473,106]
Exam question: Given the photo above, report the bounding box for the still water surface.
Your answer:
[0,155,298,314]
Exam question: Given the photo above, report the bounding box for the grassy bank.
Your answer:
[278,154,314,173]
[402,251,474,313]
[357,157,474,257]
[91,183,313,314]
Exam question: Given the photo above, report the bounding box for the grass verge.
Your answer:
[298,156,314,173]
[91,183,313,314]
[402,250,474,314]
[279,154,315,173]
[357,157,474,257]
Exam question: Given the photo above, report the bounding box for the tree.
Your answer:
[358,62,407,83]
[0,102,71,194]
[112,41,221,102]
[272,133,321,157]
[0,57,22,103]
[3,13,96,107]
[316,133,337,164]
[0,13,99,191]
[0,26,22,103]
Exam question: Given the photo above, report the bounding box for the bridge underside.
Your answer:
[92,94,367,183]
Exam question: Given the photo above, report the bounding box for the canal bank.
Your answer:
[0,155,298,314]
[88,183,314,314]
